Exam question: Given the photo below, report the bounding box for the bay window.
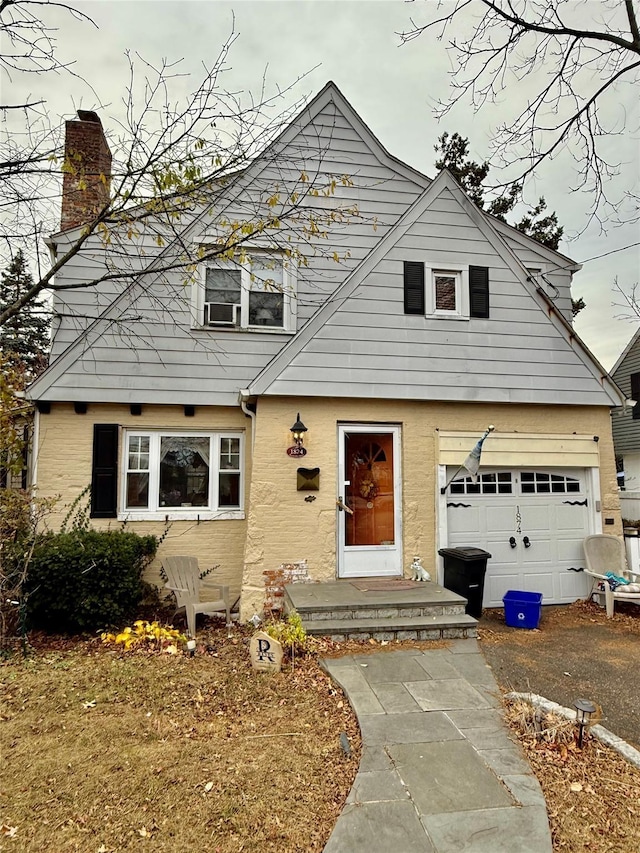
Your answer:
[123,431,243,518]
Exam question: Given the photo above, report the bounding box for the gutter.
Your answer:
[534,285,626,407]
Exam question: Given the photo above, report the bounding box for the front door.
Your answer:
[337,425,402,577]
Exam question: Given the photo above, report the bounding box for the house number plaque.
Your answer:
[286,446,307,458]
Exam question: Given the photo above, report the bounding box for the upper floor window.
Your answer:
[195,252,295,332]
[431,269,464,316]
[403,261,488,319]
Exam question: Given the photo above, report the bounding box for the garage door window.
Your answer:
[521,472,581,494]
[450,472,513,495]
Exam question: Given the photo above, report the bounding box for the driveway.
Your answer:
[477,600,640,751]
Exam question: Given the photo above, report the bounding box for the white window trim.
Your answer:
[118,429,245,522]
[425,263,470,319]
[192,250,297,333]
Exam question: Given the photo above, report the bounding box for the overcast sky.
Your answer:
[7,0,639,370]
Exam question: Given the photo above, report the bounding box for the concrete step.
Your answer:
[294,602,467,622]
[301,613,478,642]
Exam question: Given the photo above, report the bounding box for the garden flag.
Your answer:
[463,425,495,482]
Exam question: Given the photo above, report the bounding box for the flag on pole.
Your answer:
[463,425,495,482]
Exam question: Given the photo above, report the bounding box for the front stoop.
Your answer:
[284,580,477,641]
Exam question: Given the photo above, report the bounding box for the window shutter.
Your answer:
[469,266,490,318]
[631,373,640,420]
[91,424,119,517]
[404,261,425,314]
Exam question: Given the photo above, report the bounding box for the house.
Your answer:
[610,328,640,518]
[27,82,626,620]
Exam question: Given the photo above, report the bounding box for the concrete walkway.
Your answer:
[321,639,552,853]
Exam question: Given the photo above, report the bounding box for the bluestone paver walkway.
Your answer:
[321,639,552,853]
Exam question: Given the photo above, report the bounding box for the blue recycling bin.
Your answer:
[502,590,543,629]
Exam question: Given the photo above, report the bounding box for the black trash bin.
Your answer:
[438,547,492,618]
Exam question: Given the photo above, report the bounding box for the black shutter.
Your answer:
[469,266,490,318]
[404,261,425,314]
[91,424,119,517]
[631,373,640,420]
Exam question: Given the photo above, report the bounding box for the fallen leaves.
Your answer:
[2,624,361,852]
[505,698,640,851]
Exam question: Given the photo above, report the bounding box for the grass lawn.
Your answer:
[3,611,640,852]
[1,626,360,853]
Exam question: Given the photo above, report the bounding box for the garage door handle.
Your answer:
[523,536,531,548]
[509,537,517,548]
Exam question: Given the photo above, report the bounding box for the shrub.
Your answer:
[0,488,57,650]
[265,609,307,655]
[26,529,157,633]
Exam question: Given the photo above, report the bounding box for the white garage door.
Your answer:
[445,469,591,606]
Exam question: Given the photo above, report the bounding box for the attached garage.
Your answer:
[438,433,602,607]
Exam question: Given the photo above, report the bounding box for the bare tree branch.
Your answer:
[1,7,368,339]
[400,0,640,227]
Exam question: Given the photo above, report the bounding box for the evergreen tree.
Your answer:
[0,252,49,379]
[435,132,563,250]
[434,132,584,315]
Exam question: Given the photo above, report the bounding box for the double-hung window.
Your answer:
[197,252,295,332]
[123,431,243,519]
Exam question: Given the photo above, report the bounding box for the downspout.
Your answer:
[30,406,40,491]
[239,389,256,456]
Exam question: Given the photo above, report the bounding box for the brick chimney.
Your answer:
[60,110,112,232]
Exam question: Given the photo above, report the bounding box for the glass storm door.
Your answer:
[337,425,402,578]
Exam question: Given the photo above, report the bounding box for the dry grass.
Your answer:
[505,700,640,852]
[3,616,640,853]
[0,625,360,853]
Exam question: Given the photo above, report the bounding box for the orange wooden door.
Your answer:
[345,433,395,546]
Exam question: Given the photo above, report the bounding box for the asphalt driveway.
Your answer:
[477,600,640,751]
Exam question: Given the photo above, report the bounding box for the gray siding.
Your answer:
[612,332,640,453]
[264,186,617,406]
[39,96,428,405]
[49,224,170,361]
[499,230,575,323]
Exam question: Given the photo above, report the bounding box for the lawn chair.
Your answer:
[582,535,640,618]
[163,555,231,637]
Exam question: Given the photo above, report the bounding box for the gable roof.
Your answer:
[29,82,609,408]
[29,81,430,402]
[611,327,640,377]
[246,169,624,407]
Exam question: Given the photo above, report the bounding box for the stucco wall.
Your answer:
[34,403,250,604]
[33,398,620,621]
[239,397,620,619]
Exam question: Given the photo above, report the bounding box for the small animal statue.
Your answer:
[411,556,431,582]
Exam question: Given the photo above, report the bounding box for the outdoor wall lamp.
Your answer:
[290,413,308,446]
[574,698,597,747]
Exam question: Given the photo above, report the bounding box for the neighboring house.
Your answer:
[610,328,640,517]
[27,82,625,618]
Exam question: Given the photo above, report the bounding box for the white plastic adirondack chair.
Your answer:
[583,535,640,618]
[163,555,231,637]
